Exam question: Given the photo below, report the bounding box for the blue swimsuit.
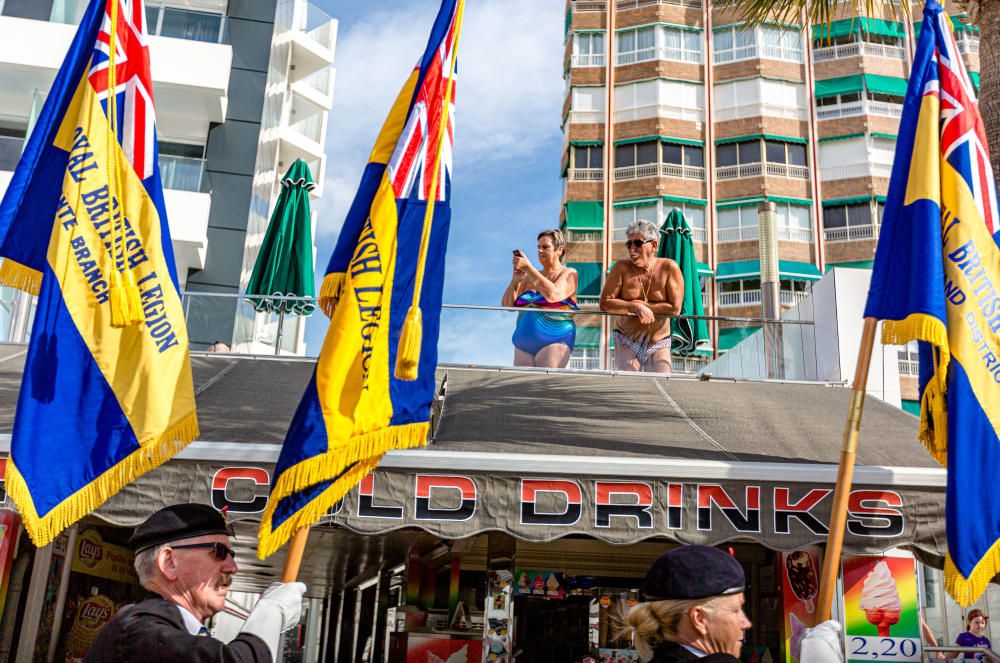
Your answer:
[511,291,578,355]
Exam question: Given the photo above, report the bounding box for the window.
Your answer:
[775,203,812,241]
[146,4,225,43]
[716,140,761,167]
[572,145,603,169]
[617,27,657,64]
[666,203,707,242]
[898,340,919,362]
[717,206,758,241]
[158,141,206,192]
[662,143,703,168]
[615,141,658,168]
[718,279,762,307]
[765,141,807,167]
[714,25,803,63]
[823,202,878,240]
[575,32,605,57]
[614,204,658,240]
[614,80,704,122]
[662,27,703,63]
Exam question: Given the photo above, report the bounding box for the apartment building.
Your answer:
[560,0,978,401]
[0,0,336,354]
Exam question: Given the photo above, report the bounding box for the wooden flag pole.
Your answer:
[814,316,878,622]
[281,527,310,583]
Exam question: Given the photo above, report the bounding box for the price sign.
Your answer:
[848,637,922,662]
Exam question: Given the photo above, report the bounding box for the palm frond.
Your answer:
[713,0,908,34]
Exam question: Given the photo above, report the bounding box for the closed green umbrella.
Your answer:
[246,159,316,315]
[658,208,711,357]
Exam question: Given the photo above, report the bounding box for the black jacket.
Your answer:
[649,640,743,663]
[84,595,271,663]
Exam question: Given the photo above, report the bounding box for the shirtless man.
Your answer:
[600,219,684,373]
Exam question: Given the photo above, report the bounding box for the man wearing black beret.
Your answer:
[85,503,307,663]
[625,544,750,662]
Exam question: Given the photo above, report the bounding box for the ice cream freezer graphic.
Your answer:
[781,548,823,663]
[843,554,921,662]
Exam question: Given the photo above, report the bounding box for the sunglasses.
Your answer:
[171,542,236,561]
[624,239,653,250]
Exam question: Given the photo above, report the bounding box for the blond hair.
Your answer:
[537,229,567,262]
[624,597,722,660]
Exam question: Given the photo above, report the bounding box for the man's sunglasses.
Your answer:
[624,239,653,249]
[171,542,236,561]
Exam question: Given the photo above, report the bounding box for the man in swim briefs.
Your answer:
[600,219,683,373]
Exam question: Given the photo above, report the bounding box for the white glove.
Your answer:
[800,620,844,663]
[240,582,307,661]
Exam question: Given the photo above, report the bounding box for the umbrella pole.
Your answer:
[281,527,310,583]
[814,316,878,623]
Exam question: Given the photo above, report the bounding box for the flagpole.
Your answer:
[281,527,309,582]
[814,316,878,622]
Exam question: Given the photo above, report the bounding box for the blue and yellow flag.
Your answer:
[865,0,1000,606]
[0,0,197,546]
[257,0,463,558]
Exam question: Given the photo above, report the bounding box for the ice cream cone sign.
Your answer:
[858,561,903,637]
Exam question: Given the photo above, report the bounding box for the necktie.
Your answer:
[198,626,209,637]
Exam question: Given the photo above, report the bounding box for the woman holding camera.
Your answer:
[501,229,578,368]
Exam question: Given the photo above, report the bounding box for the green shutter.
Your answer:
[716,260,821,282]
[715,133,807,145]
[718,326,762,351]
[953,15,979,32]
[780,260,822,281]
[818,132,866,143]
[663,195,708,207]
[697,262,714,278]
[901,399,920,416]
[815,74,864,98]
[661,136,705,147]
[614,135,659,146]
[871,132,898,141]
[971,72,980,91]
[823,196,873,207]
[614,197,659,209]
[825,260,874,272]
[570,140,603,147]
[864,74,908,97]
[569,262,602,296]
[564,201,604,230]
[716,196,812,209]
[564,6,572,36]
[813,18,903,40]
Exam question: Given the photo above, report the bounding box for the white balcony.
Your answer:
[715,162,809,180]
[164,189,211,289]
[614,163,704,180]
[0,17,231,142]
[956,38,979,55]
[824,224,881,242]
[570,53,605,68]
[616,47,702,66]
[614,105,704,123]
[715,103,808,122]
[571,0,702,10]
[816,100,902,120]
[568,167,603,181]
[714,45,803,65]
[291,67,335,110]
[718,290,808,307]
[568,231,602,242]
[567,110,605,124]
[717,226,812,243]
[898,359,919,376]
[813,41,907,61]
[283,2,337,77]
[820,162,892,181]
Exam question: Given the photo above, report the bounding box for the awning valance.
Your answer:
[971,72,980,91]
[814,17,905,40]
[564,201,604,230]
[716,259,822,282]
[814,74,907,98]
[614,197,659,209]
[826,259,874,271]
[865,74,908,97]
[570,139,603,147]
[663,195,707,207]
[697,261,713,277]
[823,196,874,206]
[569,261,602,296]
[716,133,808,145]
[717,196,813,209]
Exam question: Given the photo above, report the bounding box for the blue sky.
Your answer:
[300,0,566,361]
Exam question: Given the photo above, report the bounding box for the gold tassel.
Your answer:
[395,305,423,380]
[318,272,345,318]
[109,270,144,328]
[0,259,42,296]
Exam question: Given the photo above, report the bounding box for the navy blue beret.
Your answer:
[129,503,231,553]
[642,545,745,600]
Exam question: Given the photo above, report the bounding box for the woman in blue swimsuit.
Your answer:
[501,230,579,368]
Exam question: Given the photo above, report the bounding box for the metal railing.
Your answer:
[924,647,1000,662]
[956,38,980,54]
[714,103,807,122]
[568,231,602,242]
[715,162,809,180]
[718,290,808,307]
[820,162,893,181]
[718,226,812,243]
[813,41,907,61]
[817,100,903,120]
[614,105,704,123]
[616,47,702,66]
[570,53,606,67]
[569,167,604,181]
[898,359,919,376]
[614,163,705,181]
[571,0,702,11]
[823,223,881,242]
[159,155,206,192]
[714,45,803,64]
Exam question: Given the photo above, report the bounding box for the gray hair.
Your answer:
[626,220,658,242]
[134,544,168,586]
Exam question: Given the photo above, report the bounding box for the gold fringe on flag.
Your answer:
[4,412,199,547]
[944,544,1000,607]
[0,259,42,296]
[257,421,429,559]
[318,272,345,318]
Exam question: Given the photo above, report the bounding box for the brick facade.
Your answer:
[715,59,806,83]
[715,175,812,201]
[617,60,704,84]
[715,117,808,140]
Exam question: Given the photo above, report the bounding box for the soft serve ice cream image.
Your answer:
[858,560,902,636]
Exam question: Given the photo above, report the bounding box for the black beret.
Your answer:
[642,545,745,601]
[129,503,231,553]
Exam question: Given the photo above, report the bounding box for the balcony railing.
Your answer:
[159,155,206,192]
[816,100,903,120]
[568,231,602,242]
[614,105,704,123]
[719,290,808,307]
[820,162,893,181]
[718,226,813,243]
[0,135,25,172]
[614,163,705,181]
[570,53,606,67]
[813,41,907,61]
[898,359,919,376]
[568,167,603,181]
[292,2,336,51]
[567,110,605,124]
[823,223,881,242]
[715,103,808,122]
[571,0,702,11]
[956,39,980,55]
[715,162,809,180]
[715,46,803,65]
[616,47,703,66]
